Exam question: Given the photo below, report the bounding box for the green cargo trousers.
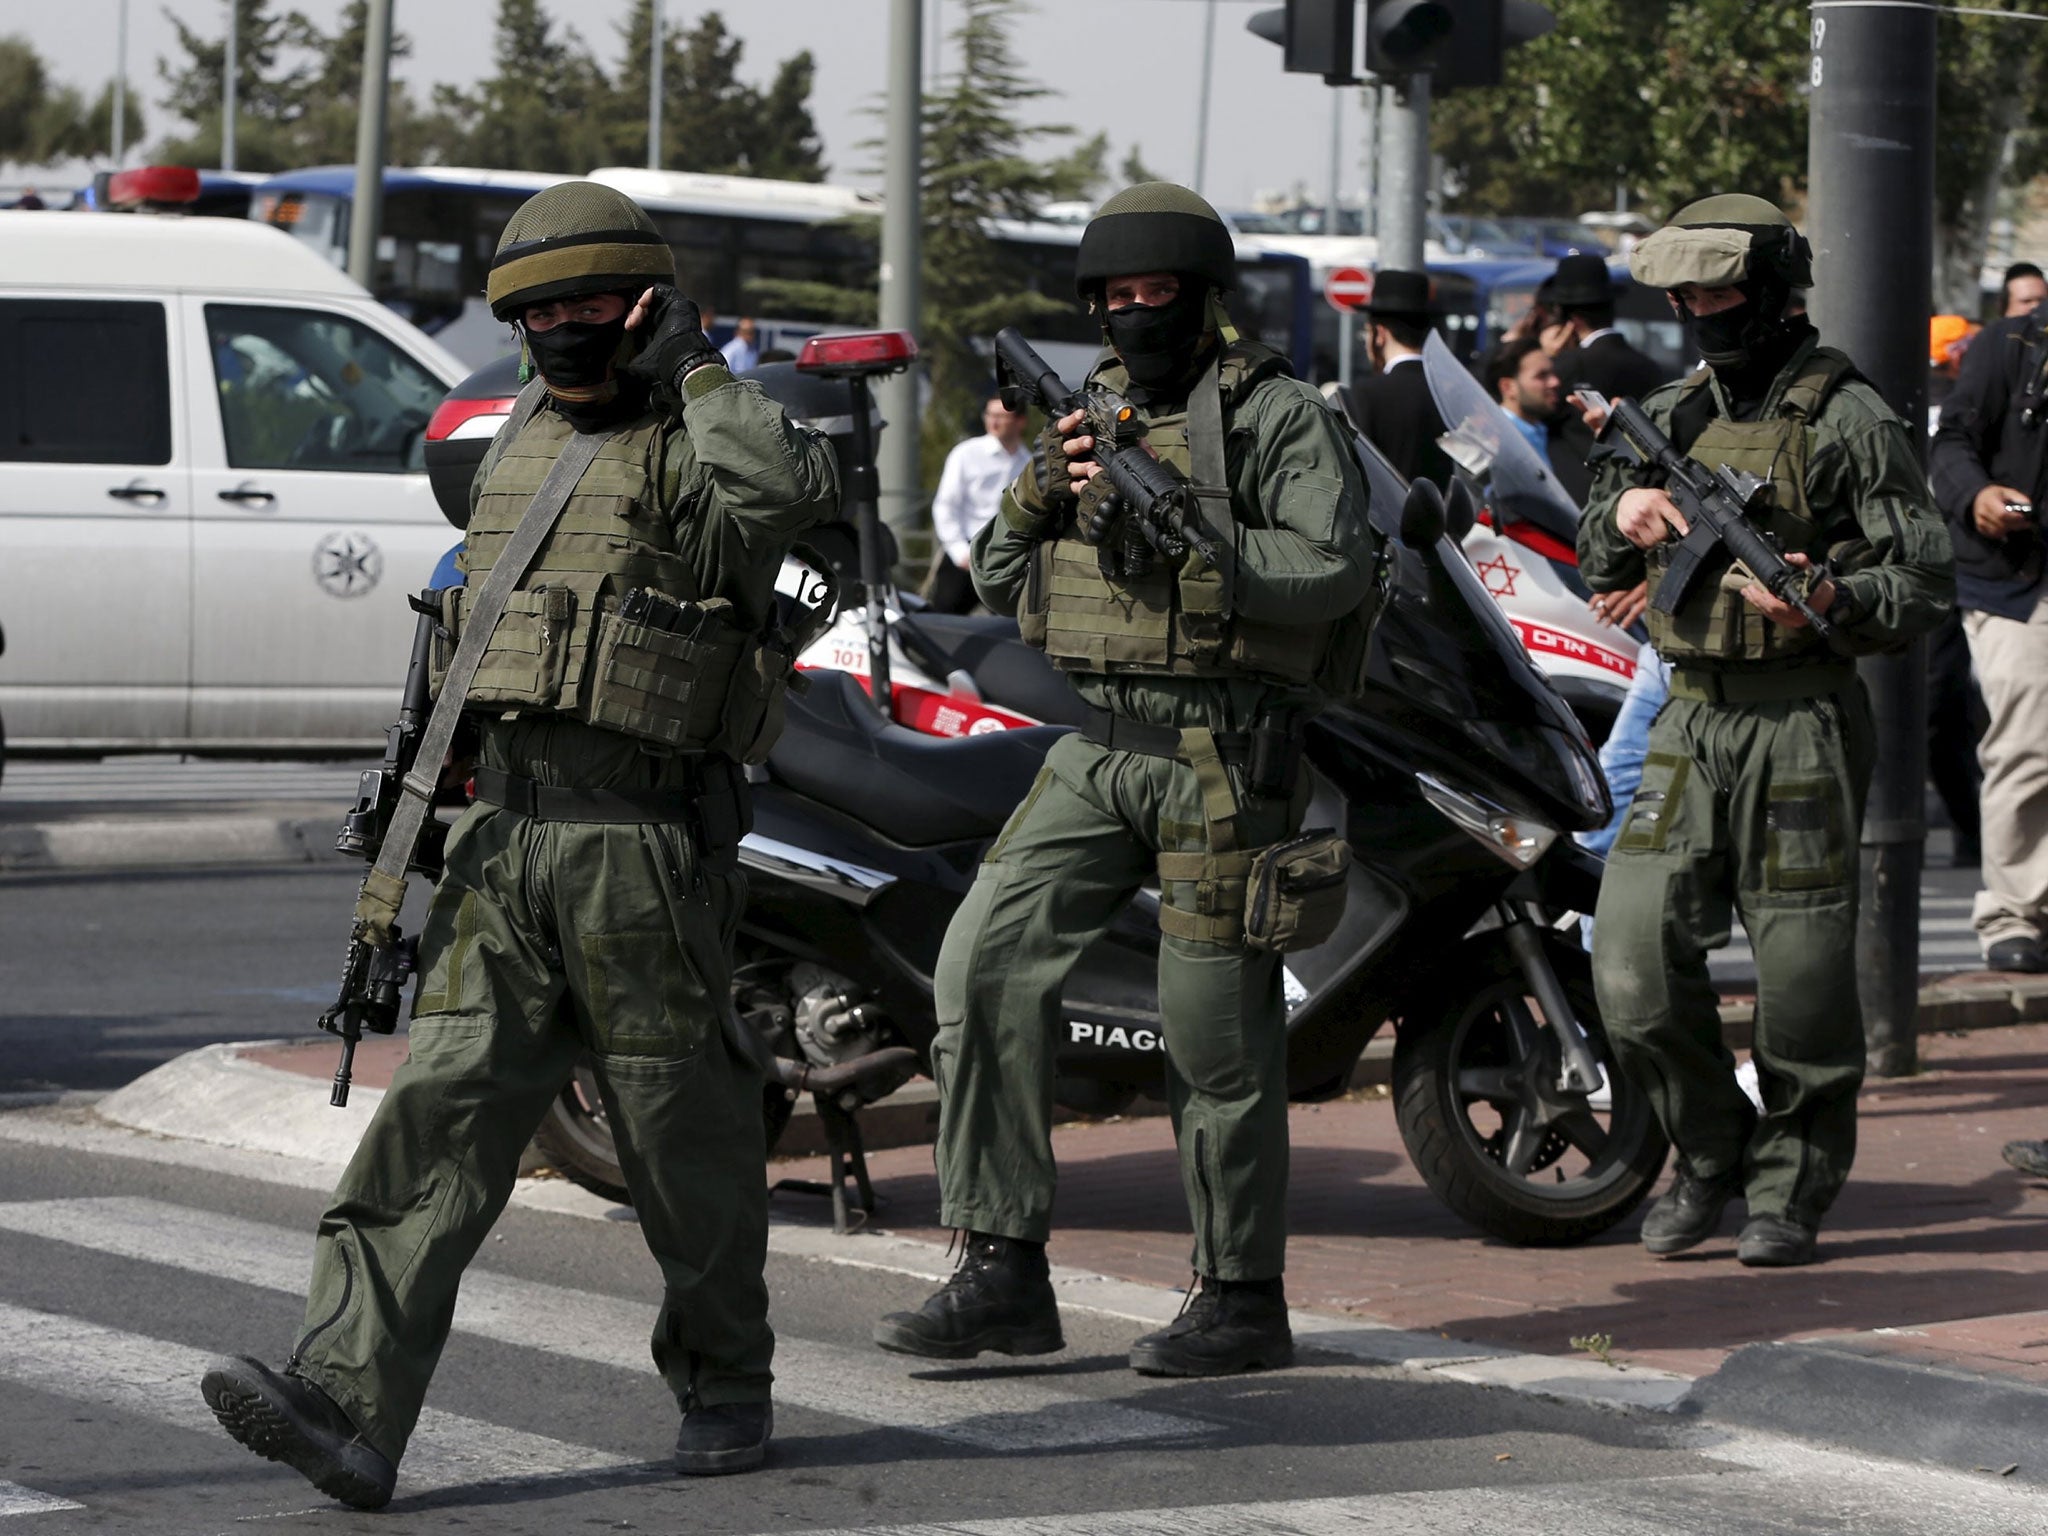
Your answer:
[932,730,1302,1282]
[1591,673,1876,1227]
[289,730,772,1466]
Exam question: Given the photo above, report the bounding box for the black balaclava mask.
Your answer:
[1102,279,1210,392]
[1680,257,1811,393]
[521,297,646,429]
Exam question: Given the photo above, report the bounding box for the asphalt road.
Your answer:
[0,1127,2041,1535]
[0,863,362,1094]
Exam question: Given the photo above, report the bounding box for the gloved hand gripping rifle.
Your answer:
[319,591,449,1106]
[994,327,1224,575]
[1588,390,1845,652]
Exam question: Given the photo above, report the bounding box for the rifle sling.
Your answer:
[357,392,609,940]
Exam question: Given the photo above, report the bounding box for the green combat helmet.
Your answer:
[1074,181,1237,298]
[1630,193,1813,370]
[485,180,675,321]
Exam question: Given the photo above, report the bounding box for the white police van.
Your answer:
[0,197,466,756]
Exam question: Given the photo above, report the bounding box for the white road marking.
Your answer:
[0,1197,1202,1451]
[0,1482,84,1518]
[0,1303,630,1496]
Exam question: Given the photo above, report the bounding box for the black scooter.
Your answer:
[535,417,1669,1247]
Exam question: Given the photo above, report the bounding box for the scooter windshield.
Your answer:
[1348,432,1609,833]
[1420,331,1584,549]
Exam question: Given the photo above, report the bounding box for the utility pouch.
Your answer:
[432,583,578,709]
[1018,540,1051,648]
[1242,828,1350,953]
[710,635,798,765]
[1246,724,1302,800]
[584,597,749,750]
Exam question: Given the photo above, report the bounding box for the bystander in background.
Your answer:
[924,395,1028,613]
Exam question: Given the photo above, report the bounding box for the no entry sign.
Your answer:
[1325,266,1374,312]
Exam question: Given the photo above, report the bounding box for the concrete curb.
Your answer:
[0,813,341,872]
[1681,1339,2048,1486]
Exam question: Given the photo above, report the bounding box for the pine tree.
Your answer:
[153,0,312,170]
[605,8,826,180]
[0,36,48,159]
[429,0,610,173]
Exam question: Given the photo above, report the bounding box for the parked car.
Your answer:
[0,209,467,753]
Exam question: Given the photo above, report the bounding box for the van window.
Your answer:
[204,304,443,474]
[0,299,171,464]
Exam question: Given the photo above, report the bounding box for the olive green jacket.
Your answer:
[466,364,841,634]
[969,352,1379,727]
[1577,335,1954,656]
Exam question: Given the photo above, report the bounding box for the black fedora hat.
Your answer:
[1549,253,1617,309]
[1365,268,1432,318]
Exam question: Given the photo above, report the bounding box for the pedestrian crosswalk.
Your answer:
[0,757,372,806]
[0,1194,1199,1488]
[1,1194,2043,1530]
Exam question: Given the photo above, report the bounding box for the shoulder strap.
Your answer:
[1778,346,1859,422]
[352,420,611,942]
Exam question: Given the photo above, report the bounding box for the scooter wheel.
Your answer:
[1392,932,1668,1246]
[532,1056,796,1206]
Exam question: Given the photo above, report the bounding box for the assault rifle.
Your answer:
[1583,388,1843,650]
[994,327,1224,572]
[318,591,448,1106]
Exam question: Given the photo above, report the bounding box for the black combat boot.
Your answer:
[674,1400,772,1475]
[872,1233,1064,1359]
[1128,1275,1294,1377]
[200,1356,397,1510]
[1736,1213,1818,1268]
[1639,1161,1743,1256]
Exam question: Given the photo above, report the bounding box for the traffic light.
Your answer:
[1250,0,1547,93]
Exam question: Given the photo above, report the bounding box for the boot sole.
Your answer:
[1642,1226,1720,1256]
[200,1363,393,1511]
[871,1319,1065,1360]
[674,1441,770,1475]
[1129,1339,1295,1378]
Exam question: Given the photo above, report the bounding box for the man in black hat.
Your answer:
[1350,268,1453,487]
[1547,253,1667,404]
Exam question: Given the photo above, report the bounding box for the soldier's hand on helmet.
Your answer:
[1617,487,1688,548]
[1974,483,2034,541]
[622,284,720,393]
[1741,551,1834,631]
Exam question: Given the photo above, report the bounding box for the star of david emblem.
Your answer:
[313,531,384,599]
[1474,552,1520,598]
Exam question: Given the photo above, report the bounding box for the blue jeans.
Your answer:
[1579,644,1671,860]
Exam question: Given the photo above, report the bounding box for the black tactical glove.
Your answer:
[1076,473,1121,545]
[623,285,721,396]
[1013,419,1081,520]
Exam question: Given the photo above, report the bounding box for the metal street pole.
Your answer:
[111,0,128,164]
[1193,0,1218,194]
[1378,73,1429,271]
[1806,0,1938,1077]
[1359,82,1378,239]
[223,0,238,172]
[876,0,923,552]
[346,0,394,292]
[1330,90,1351,388]
[647,1,663,171]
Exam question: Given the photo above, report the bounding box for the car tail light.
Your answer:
[426,395,518,443]
[795,330,919,378]
[106,166,201,209]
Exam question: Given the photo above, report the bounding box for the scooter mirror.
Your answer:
[1399,477,1447,550]
[1442,476,1479,543]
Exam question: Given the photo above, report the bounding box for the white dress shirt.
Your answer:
[720,335,759,372]
[932,433,1031,567]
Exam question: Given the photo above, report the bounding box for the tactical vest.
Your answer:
[1645,347,1858,664]
[430,404,808,764]
[1018,340,1376,697]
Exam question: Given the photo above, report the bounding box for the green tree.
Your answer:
[429,0,610,173]
[605,4,824,179]
[1118,143,1162,187]
[911,0,1077,487]
[1931,4,2048,311]
[153,0,314,170]
[1046,129,1109,202]
[0,35,48,159]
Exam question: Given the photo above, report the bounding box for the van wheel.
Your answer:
[531,1058,794,1205]
[1393,932,1667,1246]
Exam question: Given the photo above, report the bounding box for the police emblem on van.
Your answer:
[314,532,383,599]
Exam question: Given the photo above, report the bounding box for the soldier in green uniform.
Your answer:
[201,182,840,1503]
[1579,195,1953,1268]
[872,184,1382,1375]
